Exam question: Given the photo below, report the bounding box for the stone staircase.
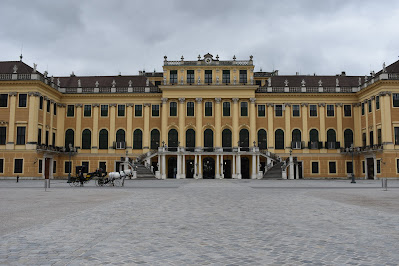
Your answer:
[135,164,157,179]
[263,162,283,179]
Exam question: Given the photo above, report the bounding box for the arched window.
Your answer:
[258,129,267,150]
[81,129,91,149]
[327,129,337,149]
[292,129,301,149]
[150,129,160,150]
[275,129,284,149]
[168,129,178,150]
[204,129,214,151]
[344,129,353,148]
[99,129,108,149]
[133,129,142,149]
[65,129,74,151]
[186,129,195,150]
[222,129,232,149]
[116,129,125,143]
[309,129,319,149]
[239,129,249,149]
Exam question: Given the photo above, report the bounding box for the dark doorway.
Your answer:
[152,161,158,174]
[168,157,177,178]
[298,162,303,179]
[223,160,231,178]
[241,157,250,179]
[115,162,125,172]
[186,160,194,178]
[260,161,266,174]
[45,158,50,179]
[203,157,215,179]
[367,158,374,179]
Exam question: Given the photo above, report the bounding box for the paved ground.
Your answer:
[0,179,398,265]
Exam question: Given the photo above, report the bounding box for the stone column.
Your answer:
[364,100,369,145]
[181,154,186,179]
[289,155,294,179]
[232,98,239,147]
[49,100,55,146]
[301,103,309,152]
[319,103,326,152]
[92,104,99,151]
[220,154,224,178]
[353,103,362,147]
[232,154,236,179]
[176,154,181,179]
[126,103,133,150]
[336,103,343,145]
[42,97,48,146]
[6,92,17,149]
[371,97,377,145]
[161,154,166,179]
[250,98,256,144]
[75,104,82,149]
[109,103,116,151]
[284,103,291,152]
[49,157,54,179]
[178,98,186,147]
[194,154,198,178]
[161,98,168,144]
[195,98,203,148]
[56,104,65,147]
[381,92,393,147]
[27,92,39,149]
[198,154,202,179]
[295,163,299,179]
[143,103,150,152]
[236,153,241,179]
[267,103,274,152]
[215,154,220,179]
[251,154,257,179]
[215,98,222,148]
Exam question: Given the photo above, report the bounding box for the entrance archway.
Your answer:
[186,160,194,178]
[168,157,177,178]
[203,157,215,179]
[241,157,250,179]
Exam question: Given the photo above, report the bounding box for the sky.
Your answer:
[1,0,399,77]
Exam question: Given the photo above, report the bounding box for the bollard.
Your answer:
[382,178,387,191]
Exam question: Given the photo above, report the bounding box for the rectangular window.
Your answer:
[101,105,108,117]
[368,100,372,113]
[239,70,247,84]
[310,105,317,117]
[65,161,71,174]
[205,102,212,116]
[84,105,91,117]
[393,93,399,107]
[46,100,50,112]
[170,102,177,116]
[18,94,27,107]
[82,161,89,173]
[377,160,381,174]
[135,105,142,117]
[376,96,380,110]
[361,102,365,115]
[170,70,177,84]
[223,102,230,116]
[205,70,212,84]
[39,96,43,109]
[54,103,57,115]
[395,127,399,145]
[16,127,26,145]
[14,159,23,173]
[222,70,230,84]
[329,161,336,174]
[45,131,49,146]
[311,162,319,174]
[99,161,107,172]
[187,102,194,116]
[327,104,334,117]
[397,159,399,174]
[0,94,8,107]
[53,161,56,173]
[346,161,353,174]
[258,104,265,117]
[118,104,125,117]
[377,128,382,145]
[0,127,6,145]
[155,81,161,86]
[0,159,3,173]
[370,131,374,146]
[362,133,366,147]
[152,104,160,117]
[256,80,262,86]
[241,102,248,116]
[52,132,56,147]
[187,70,194,84]
[67,105,74,117]
[38,128,42,144]
[275,105,283,117]
[39,159,43,173]
[362,161,365,173]
[292,105,300,117]
[344,105,352,117]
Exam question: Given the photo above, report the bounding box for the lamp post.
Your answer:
[346,144,356,184]
[67,143,73,183]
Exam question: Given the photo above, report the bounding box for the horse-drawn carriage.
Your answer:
[68,166,107,186]
[96,169,133,187]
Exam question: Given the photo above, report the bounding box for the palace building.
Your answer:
[1,53,399,180]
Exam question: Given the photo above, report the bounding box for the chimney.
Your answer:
[341,71,346,76]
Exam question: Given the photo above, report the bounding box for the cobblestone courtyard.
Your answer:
[0,179,398,265]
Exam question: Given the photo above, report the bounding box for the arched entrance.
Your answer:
[203,157,215,179]
[241,157,250,179]
[168,157,177,178]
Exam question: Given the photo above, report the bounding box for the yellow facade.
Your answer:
[1,54,399,180]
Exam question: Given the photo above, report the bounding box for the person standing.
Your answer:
[79,170,84,187]
[16,175,19,183]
